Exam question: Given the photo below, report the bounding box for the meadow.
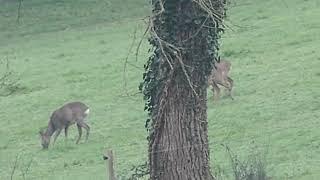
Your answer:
[0,0,319,179]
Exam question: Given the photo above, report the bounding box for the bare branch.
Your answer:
[123,26,139,97]
[135,21,150,62]
[182,15,210,42]
[149,20,174,70]
[153,0,165,17]
[176,52,199,97]
[17,0,23,23]
[10,154,20,180]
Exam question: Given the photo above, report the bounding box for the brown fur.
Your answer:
[39,101,90,149]
[208,59,234,101]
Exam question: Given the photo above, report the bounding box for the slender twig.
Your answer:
[149,22,174,69]
[21,156,34,180]
[135,21,150,62]
[123,26,139,97]
[17,0,23,23]
[182,15,209,42]
[10,154,20,180]
[176,52,199,97]
[153,0,165,17]
[280,0,288,8]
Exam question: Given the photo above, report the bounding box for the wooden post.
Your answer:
[103,149,116,180]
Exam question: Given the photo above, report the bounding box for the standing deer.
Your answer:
[208,59,234,101]
[39,101,90,149]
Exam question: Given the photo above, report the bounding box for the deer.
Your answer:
[208,58,234,101]
[39,101,90,149]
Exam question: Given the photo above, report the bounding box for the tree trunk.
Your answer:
[149,77,211,180]
[140,0,226,179]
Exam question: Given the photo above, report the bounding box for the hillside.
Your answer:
[0,0,319,179]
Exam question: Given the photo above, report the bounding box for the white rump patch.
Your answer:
[84,108,90,115]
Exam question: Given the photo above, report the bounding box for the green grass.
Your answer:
[0,0,319,179]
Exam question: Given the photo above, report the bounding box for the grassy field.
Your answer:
[0,0,319,179]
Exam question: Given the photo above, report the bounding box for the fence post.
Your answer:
[103,149,116,180]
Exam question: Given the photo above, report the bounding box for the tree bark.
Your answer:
[141,0,226,179]
[149,79,211,180]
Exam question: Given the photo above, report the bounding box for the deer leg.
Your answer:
[52,129,62,146]
[226,77,234,100]
[76,124,82,144]
[76,121,90,143]
[219,77,234,100]
[212,82,220,101]
[64,126,69,139]
[80,121,90,142]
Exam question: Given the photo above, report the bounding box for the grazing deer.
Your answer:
[39,101,90,149]
[208,59,234,101]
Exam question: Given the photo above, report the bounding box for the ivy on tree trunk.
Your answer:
[140,0,226,179]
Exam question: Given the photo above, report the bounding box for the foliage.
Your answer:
[126,161,149,180]
[226,144,269,180]
[0,58,21,96]
[140,0,227,131]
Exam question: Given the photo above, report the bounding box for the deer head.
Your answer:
[39,129,50,149]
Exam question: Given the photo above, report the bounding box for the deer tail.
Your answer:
[84,108,90,115]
